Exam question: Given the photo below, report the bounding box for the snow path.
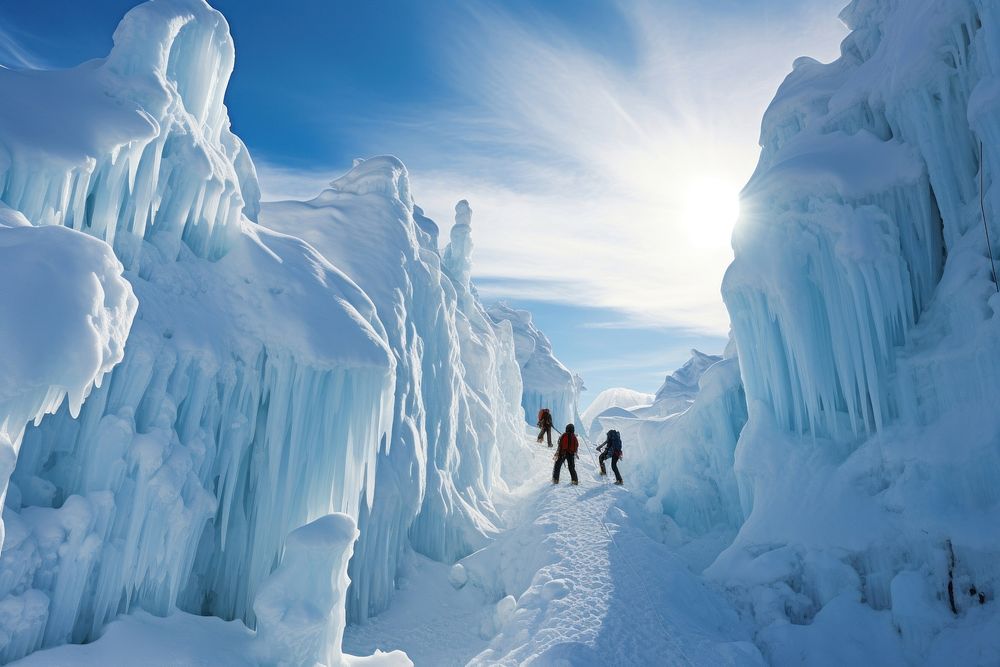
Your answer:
[345,437,763,666]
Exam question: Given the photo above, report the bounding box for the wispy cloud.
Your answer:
[574,347,701,376]
[0,23,45,70]
[254,0,848,335]
[412,1,845,334]
[254,159,338,202]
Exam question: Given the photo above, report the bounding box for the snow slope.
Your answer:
[344,437,764,666]
[487,302,582,429]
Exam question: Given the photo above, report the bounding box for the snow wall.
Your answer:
[0,0,531,660]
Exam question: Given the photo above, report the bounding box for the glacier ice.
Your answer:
[594,349,746,550]
[486,302,582,429]
[261,159,529,621]
[0,0,529,662]
[706,0,1000,660]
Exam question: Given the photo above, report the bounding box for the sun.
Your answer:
[680,176,741,247]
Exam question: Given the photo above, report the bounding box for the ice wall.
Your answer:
[261,162,528,622]
[0,1,401,661]
[0,0,533,659]
[716,0,1000,659]
[486,302,581,429]
[0,210,137,662]
[595,350,746,553]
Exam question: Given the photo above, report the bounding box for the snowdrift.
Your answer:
[0,0,531,662]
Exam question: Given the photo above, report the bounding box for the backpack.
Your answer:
[537,408,551,425]
[607,430,622,455]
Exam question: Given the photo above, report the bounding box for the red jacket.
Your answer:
[558,433,579,454]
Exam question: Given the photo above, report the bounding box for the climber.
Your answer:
[552,423,579,485]
[536,407,554,447]
[596,429,624,485]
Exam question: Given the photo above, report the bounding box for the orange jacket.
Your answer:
[558,433,579,454]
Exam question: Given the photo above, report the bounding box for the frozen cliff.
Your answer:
[486,302,581,429]
[714,0,1000,661]
[0,0,528,662]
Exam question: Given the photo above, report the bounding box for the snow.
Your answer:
[343,436,764,666]
[0,211,136,433]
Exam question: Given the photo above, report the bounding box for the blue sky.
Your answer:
[0,0,848,405]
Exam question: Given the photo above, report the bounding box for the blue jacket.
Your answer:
[600,439,622,458]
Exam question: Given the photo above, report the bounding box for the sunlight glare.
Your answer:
[681,176,741,248]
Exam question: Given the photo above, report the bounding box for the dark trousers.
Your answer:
[552,451,577,483]
[537,425,552,446]
[599,451,622,483]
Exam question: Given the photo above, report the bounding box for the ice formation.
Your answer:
[253,514,359,666]
[0,207,137,662]
[594,349,746,558]
[710,0,1000,659]
[0,0,529,662]
[261,158,529,622]
[486,302,582,429]
[596,6,1000,659]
